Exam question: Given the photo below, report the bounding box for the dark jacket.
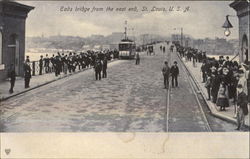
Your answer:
[95,60,103,72]
[162,65,170,77]
[24,64,32,79]
[8,69,16,81]
[103,59,107,70]
[170,65,179,76]
[237,92,248,115]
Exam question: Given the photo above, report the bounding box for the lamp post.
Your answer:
[174,27,183,46]
[222,15,234,37]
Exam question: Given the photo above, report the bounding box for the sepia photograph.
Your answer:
[0,0,249,158]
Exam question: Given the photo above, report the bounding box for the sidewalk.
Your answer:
[0,59,117,101]
[181,57,249,127]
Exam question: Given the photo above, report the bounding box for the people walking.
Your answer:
[44,54,50,73]
[94,59,102,80]
[39,55,43,75]
[236,84,248,130]
[8,64,16,94]
[162,61,170,89]
[24,61,32,88]
[135,52,140,65]
[102,57,108,78]
[170,61,179,87]
[205,74,212,100]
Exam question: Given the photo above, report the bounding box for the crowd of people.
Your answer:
[8,50,119,94]
[35,50,117,77]
[176,44,249,130]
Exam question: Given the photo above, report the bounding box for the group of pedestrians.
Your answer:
[160,45,166,53]
[7,50,115,94]
[37,50,113,77]
[7,59,33,92]
[162,61,179,89]
[178,46,207,67]
[176,44,249,131]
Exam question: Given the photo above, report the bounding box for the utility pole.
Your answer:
[124,20,127,40]
[181,27,183,46]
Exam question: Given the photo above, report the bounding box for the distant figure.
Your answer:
[8,64,16,94]
[39,55,43,75]
[102,57,108,78]
[24,61,32,88]
[162,61,170,89]
[94,59,102,80]
[44,54,50,73]
[236,84,248,130]
[216,82,229,111]
[54,56,61,76]
[135,52,140,65]
[205,74,212,100]
[170,61,179,87]
[163,46,165,53]
[25,56,30,63]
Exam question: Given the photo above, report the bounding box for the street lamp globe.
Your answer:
[222,15,233,37]
[224,28,231,37]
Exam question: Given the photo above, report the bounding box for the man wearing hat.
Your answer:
[236,84,248,130]
[162,61,170,89]
[94,58,103,80]
[39,55,44,75]
[170,61,179,87]
[24,61,32,88]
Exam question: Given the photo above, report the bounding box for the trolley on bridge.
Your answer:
[118,39,136,59]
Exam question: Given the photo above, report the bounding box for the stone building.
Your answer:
[230,0,250,64]
[0,1,34,81]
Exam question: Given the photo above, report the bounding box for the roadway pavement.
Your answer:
[0,43,242,132]
[0,46,169,132]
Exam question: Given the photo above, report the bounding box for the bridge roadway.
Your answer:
[0,43,236,132]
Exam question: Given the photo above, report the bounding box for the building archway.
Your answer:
[242,34,248,64]
[8,34,20,75]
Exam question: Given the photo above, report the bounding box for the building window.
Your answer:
[0,31,2,64]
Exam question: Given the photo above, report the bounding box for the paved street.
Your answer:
[0,44,169,132]
[0,43,238,132]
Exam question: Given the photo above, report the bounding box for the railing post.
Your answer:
[32,61,35,76]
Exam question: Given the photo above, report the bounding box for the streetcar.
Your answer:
[118,39,136,59]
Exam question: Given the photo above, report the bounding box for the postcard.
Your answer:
[0,0,249,158]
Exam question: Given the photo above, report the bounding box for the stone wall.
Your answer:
[238,13,250,63]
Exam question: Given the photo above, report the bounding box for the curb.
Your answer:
[0,59,118,102]
[177,54,250,128]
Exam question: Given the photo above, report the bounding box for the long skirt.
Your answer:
[216,97,229,107]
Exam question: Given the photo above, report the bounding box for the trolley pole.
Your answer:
[181,27,183,46]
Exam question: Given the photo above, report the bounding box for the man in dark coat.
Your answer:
[135,52,140,65]
[102,57,108,78]
[170,61,179,87]
[162,61,170,89]
[8,64,16,93]
[24,61,32,88]
[201,61,207,83]
[44,54,50,73]
[39,55,43,75]
[236,84,249,130]
[54,56,61,76]
[94,59,102,80]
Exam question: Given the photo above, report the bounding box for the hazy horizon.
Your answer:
[21,1,239,40]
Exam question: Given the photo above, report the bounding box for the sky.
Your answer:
[20,1,239,39]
